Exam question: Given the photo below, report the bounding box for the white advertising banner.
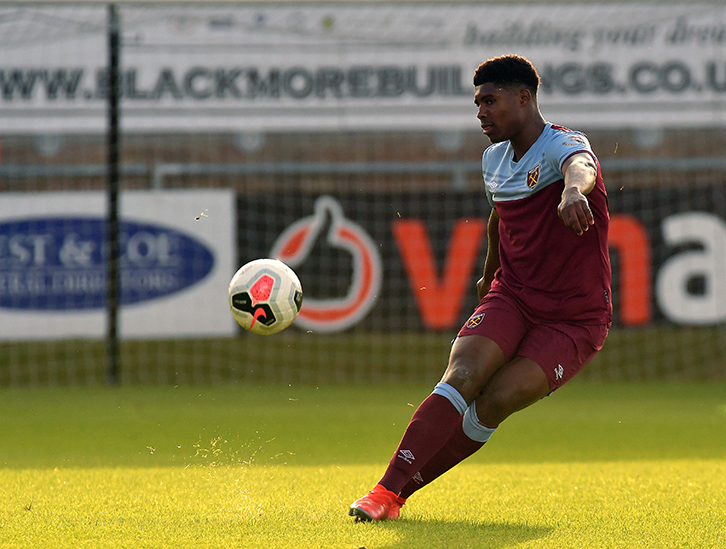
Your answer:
[0,3,725,132]
[0,190,236,340]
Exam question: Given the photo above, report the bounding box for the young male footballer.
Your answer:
[350,54,612,522]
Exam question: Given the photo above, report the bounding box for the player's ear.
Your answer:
[518,88,532,106]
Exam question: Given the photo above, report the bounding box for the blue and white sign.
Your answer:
[0,190,236,340]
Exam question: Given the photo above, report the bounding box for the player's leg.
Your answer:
[397,321,609,502]
[348,335,506,522]
[439,332,507,402]
[397,413,490,500]
[472,355,551,426]
[398,356,548,500]
[376,335,505,491]
[349,293,530,522]
[386,297,530,502]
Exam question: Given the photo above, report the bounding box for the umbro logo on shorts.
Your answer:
[555,364,564,380]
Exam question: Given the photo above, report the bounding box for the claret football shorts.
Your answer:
[457,288,609,391]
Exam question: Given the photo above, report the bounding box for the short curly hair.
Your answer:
[473,55,541,94]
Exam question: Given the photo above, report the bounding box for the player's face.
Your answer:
[474,83,526,143]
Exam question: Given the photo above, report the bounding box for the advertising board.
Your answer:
[1,3,724,132]
[0,190,236,339]
[240,188,726,332]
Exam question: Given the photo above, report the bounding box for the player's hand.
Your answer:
[558,188,594,236]
[476,276,491,301]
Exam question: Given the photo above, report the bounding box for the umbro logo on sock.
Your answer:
[398,449,415,464]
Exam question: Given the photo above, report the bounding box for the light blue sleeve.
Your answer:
[481,148,496,209]
[544,131,595,176]
[485,187,495,210]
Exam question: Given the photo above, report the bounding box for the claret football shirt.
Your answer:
[482,123,612,324]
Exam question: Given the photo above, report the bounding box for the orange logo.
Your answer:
[270,196,382,333]
[527,164,540,188]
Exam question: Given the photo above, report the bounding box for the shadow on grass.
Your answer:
[368,518,553,548]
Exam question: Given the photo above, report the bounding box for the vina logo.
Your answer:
[0,217,214,310]
[270,196,382,333]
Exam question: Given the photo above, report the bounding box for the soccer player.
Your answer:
[349,54,612,522]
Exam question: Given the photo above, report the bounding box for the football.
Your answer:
[228,258,303,335]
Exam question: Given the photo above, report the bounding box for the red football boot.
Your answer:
[386,495,407,519]
[349,484,399,522]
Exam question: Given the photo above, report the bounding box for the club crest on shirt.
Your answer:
[527,164,540,188]
[466,312,485,328]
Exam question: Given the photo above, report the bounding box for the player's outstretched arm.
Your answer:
[477,208,500,300]
[558,153,597,236]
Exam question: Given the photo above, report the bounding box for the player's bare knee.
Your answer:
[441,361,486,404]
[442,339,504,403]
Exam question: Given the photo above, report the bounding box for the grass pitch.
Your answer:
[0,382,725,548]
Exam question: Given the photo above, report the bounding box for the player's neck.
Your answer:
[509,116,546,163]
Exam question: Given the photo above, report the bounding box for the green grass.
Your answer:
[1,383,725,548]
